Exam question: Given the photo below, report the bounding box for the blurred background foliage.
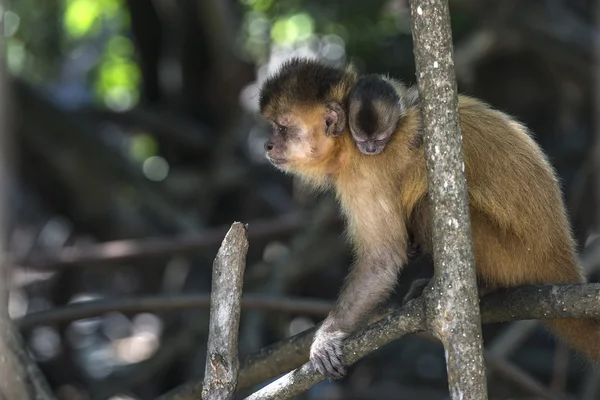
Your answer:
[4,0,600,399]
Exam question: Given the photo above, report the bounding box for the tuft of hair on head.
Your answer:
[353,74,402,105]
[350,74,403,135]
[258,57,358,116]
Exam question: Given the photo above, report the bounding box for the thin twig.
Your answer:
[488,320,540,358]
[415,331,569,400]
[580,369,600,400]
[202,222,249,400]
[485,356,568,400]
[16,295,332,329]
[93,326,202,400]
[80,106,212,153]
[12,212,308,270]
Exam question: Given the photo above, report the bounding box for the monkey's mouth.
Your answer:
[356,139,389,155]
[360,146,385,155]
[267,156,288,166]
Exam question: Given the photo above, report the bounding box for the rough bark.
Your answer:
[201,222,249,400]
[241,300,425,400]
[159,283,600,400]
[409,0,488,399]
[0,13,55,399]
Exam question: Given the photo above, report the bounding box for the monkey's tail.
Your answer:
[544,318,600,361]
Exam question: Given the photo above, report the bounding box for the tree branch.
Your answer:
[0,326,56,400]
[484,354,568,400]
[414,331,570,400]
[479,283,600,321]
[202,222,248,400]
[16,295,331,330]
[0,15,55,399]
[242,300,425,400]
[79,106,212,154]
[12,212,308,270]
[409,0,488,398]
[159,283,600,400]
[450,0,594,78]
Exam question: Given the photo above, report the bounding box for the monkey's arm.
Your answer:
[310,251,403,379]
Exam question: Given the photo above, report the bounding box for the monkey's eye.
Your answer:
[275,125,287,134]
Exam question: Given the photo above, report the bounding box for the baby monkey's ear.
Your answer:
[324,100,346,137]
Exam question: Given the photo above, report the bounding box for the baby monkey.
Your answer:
[347,74,419,155]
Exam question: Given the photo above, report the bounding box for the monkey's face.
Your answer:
[263,112,312,169]
[263,102,346,173]
[348,98,400,155]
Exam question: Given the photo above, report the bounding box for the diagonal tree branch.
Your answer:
[242,300,425,400]
[159,283,600,400]
[241,284,600,399]
[413,331,570,400]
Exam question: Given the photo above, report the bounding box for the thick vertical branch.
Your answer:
[409,1,488,399]
[0,5,55,399]
[201,222,249,400]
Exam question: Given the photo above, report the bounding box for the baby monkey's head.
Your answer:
[348,75,411,155]
[258,57,357,173]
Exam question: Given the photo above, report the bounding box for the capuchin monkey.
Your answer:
[258,57,600,380]
[347,74,419,155]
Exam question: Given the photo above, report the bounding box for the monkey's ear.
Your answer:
[324,100,346,137]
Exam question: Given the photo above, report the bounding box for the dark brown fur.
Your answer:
[348,74,419,154]
[259,58,600,379]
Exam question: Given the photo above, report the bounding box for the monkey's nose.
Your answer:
[365,143,377,154]
[265,141,274,152]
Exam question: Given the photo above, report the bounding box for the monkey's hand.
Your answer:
[310,328,348,380]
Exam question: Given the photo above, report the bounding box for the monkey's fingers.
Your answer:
[311,354,329,377]
[311,345,345,380]
[314,354,341,379]
[328,349,346,379]
[322,343,346,379]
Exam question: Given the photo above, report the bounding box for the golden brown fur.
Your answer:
[259,58,600,378]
